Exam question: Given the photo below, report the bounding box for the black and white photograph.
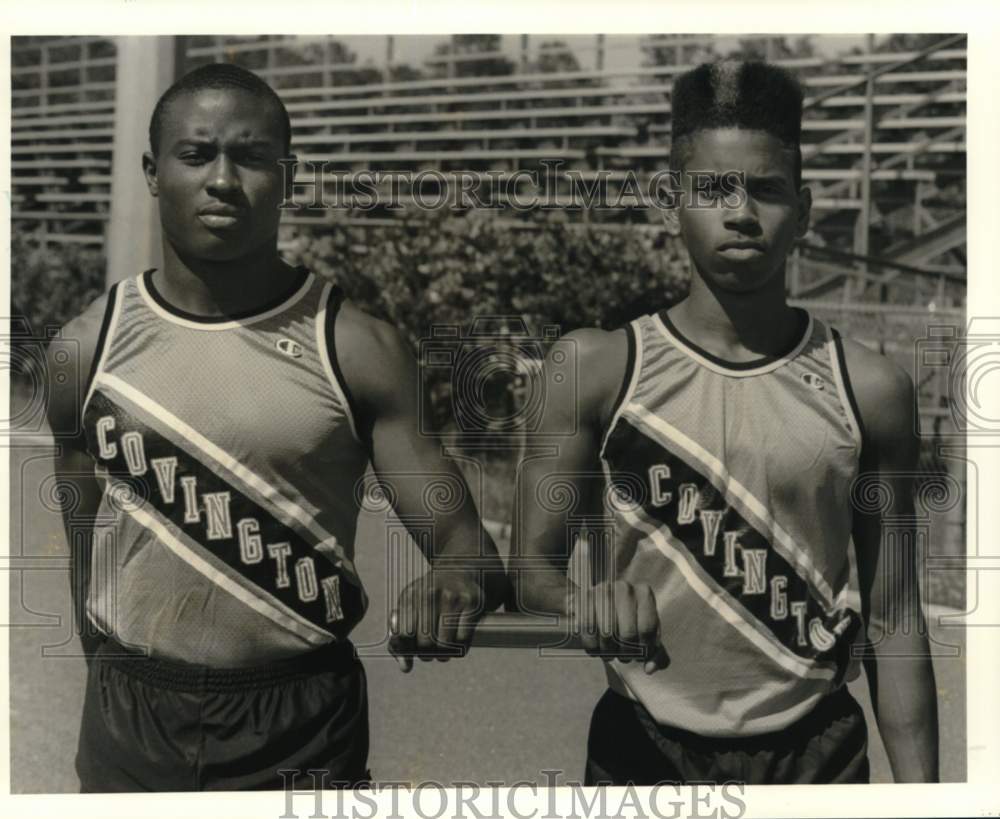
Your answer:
[3,6,997,817]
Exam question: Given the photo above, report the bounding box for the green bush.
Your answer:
[284,210,690,344]
[283,210,691,431]
[11,232,106,336]
[10,232,106,384]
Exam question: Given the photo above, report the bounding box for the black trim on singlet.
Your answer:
[324,286,374,453]
[142,266,310,324]
[658,307,810,372]
[603,322,637,435]
[81,281,122,412]
[830,328,867,456]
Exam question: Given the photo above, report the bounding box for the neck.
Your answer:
[154,240,298,318]
[669,264,802,361]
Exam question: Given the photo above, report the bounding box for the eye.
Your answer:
[750,182,785,201]
[235,149,272,166]
[179,150,210,165]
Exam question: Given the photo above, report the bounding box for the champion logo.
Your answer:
[276,338,303,358]
[801,372,826,391]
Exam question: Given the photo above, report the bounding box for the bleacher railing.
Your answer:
[12,33,966,268]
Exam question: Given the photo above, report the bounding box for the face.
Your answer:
[143,88,291,263]
[673,128,810,294]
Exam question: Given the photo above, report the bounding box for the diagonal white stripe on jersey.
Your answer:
[623,504,836,681]
[97,372,363,587]
[127,500,334,643]
[622,402,839,612]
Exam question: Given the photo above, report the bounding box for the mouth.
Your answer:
[717,240,766,258]
[197,205,243,230]
[718,240,766,253]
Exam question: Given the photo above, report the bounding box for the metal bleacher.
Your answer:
[12,36,966,335]
[11,37,117,246]
[12,35,966,262]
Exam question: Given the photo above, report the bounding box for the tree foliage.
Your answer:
[282,210,690,429]
[9,232,106,386]
[432,34,516,80]
[283,210,689,345]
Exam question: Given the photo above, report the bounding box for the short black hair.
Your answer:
[670,60,803,188]
[148,62,292,157]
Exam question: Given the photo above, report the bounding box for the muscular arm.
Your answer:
[511,329,623,613]
[844,338,939,782]
[511,328,664,669]
[336,302,508,667]
[44,296,107,659]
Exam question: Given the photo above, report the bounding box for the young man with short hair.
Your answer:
[46,63,506,792]
[513,61,938,784]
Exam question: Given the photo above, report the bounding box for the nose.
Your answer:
[206,153,240,195]
[722,188,761,235]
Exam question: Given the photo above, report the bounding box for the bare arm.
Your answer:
[511,330,617,613]
[336,302,508,669]
[44,296,107,659]
[511,328,665,670]
[845,339,939,782]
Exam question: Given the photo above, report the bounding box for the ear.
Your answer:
[142,151,159,197]
[653,167,684,236]
[795,185,812,238]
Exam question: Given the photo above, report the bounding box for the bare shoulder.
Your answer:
[63,289,111,343]
[45,290,113,442]
[549,326,631,429]
[334,299,416,412]
[838,335,916,451]
[337,299,411,356]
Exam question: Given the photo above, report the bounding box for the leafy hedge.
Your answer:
[11,232,105,336]
[283,210,691,347]
[283,211,691,432]
[10,232,106,384]
[10,214,691,427]
[10,212,691,352]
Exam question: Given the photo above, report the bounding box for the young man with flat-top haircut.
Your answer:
[513,61,938,784]
[45,63,506,792]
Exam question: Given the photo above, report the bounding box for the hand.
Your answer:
[569,580,668,674]
[388,570,485,673]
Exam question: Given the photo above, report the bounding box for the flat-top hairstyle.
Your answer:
[148,62,292,157]
[670,60,804,186]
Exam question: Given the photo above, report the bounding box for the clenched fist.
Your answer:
[389,570,486,672]
[569,580,669,674]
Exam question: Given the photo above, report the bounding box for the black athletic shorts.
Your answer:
[585,686,869,785]
[76,637,370,792]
